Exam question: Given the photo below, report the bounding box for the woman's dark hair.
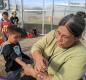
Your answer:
[58,14,85,37]
[2,11,8,16]
[76,11,86,18]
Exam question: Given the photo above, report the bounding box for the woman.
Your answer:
[23,14,86,80]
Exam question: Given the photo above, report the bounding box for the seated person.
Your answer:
[1,26,34,80]
[10,11,19,26]
[22,14,86,80]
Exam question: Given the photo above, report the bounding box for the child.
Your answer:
[1,26,34,80]
[0,11,11,41]
[10,11,19,26]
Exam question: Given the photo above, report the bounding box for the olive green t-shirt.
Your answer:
[31,30,86,80]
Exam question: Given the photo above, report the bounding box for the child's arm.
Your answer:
[2,45,27,68]
[15,57,27,68]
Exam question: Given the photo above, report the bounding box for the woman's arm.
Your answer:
[31,30,55,72]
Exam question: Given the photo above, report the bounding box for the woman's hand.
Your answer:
[32,51,48,73]
[34,57,47,73]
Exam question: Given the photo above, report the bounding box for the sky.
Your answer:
[23,0,85,7]
[24,0,85,4]
[55,0,85,3]
[10,0,85,8]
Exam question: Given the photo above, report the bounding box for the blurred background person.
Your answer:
[10,11,19,26]
[0,11,11,41]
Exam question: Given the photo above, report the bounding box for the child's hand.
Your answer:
[23,64,36,78]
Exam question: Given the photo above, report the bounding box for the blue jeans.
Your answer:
[7,70,21,80]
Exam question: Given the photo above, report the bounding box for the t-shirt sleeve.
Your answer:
[2,45,19,60]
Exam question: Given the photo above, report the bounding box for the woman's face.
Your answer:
[56,26,78,48]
